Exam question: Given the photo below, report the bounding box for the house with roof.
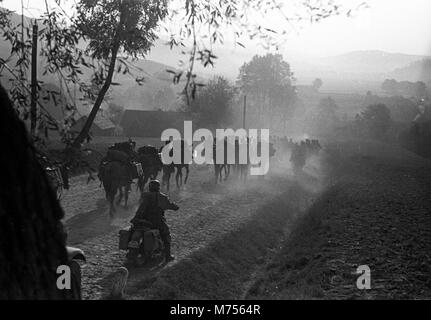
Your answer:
[71,110,117,137]
[120,109,191,137]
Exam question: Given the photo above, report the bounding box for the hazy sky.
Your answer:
[2,0,431,57]
[289,0,431,57]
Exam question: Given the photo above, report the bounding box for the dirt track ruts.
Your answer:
[60,161,323,300]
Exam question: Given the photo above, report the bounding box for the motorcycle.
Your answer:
[119,220,165,266]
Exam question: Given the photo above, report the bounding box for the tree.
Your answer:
[309,96,339,134]
[0,4,87,145]
[0,83,71,299]
[312,78,323,92]
[317,97,338,118]
[0,0,360,156]
[415,81,427,99]
[72,0,168,148]
[165,0,354,105]
[363,93,417,123]
[183,76,235,129]
[382,79,428,99]
[358,103,392,139]
[382,79,398,95]
[0,1,166,148]
[237,53,296,128]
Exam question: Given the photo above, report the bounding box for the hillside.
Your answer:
[0,10,191,112]
[387,59,431,82]
[296,51,431,93]
[1,9,430,107]
[317,50,429,75]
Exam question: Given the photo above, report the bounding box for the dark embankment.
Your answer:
[124,181,313,300]
[245,140,431,299]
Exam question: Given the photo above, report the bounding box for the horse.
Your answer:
[213,137,233,183]
[108,140,137,157]
[212,137,256,183]
[290,143,307,174]
[233,138,250,183]
[161,163,176,191]
[99,161,131,218]
[160,140,191,190]
[136,145,163,192]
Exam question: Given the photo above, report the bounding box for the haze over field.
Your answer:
[1,0,431,109]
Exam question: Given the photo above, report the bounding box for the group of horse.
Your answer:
[97,137,280,216]
[39,136,321,217]
[211,137,277,183]
[272,137,320,157]
[97,140,191,216]
[285,139,322,172]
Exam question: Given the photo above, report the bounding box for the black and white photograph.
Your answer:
[0,0,431,307]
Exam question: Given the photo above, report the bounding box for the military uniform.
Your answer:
[129,191,179,259]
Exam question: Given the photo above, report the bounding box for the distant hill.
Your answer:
[387,59,431,82]
[293,51,431,94]
[0,9,193,112]
[316,50,430,75]
[2,9,430,106]
[146,38,257,81]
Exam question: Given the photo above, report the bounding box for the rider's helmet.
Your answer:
[128,138,136,150]
[148,180,161,192]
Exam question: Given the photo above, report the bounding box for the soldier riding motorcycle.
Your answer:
[121,180,179,265]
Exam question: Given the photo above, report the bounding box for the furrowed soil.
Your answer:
[245,139,431,299]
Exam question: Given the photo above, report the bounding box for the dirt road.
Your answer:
[61,160,325,299]
[59,138,431,299]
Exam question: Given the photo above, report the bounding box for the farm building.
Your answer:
[71,111,116,137]
[120,110,191,137]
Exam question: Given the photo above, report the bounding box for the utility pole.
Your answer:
[30,22,38,136]
[21,0,24,57]
[243,95,247,129]
[20,0,25,84]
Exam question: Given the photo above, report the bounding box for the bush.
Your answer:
[356,103,392,139]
